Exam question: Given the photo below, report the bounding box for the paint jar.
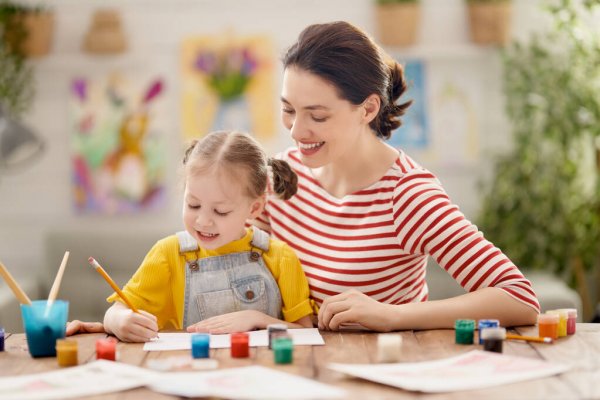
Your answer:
[481,327,506,353]
[231,332,249,358]
[538,313,559,340]
[56,339,78,367]
[560,308,577,335]
[0,327,4,352]
[191,333,210,359]
[547,310,568,337]
[477,319,500,345]
[96,337,117,361]
[267,323,288,350]
[455,319,475,345]
[20,300,69,357]
[272,335,293,364]
[376,333,402,363]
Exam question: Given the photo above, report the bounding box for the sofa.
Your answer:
[0,229,582,333]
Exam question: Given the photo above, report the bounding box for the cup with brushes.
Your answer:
[0,251,70,357]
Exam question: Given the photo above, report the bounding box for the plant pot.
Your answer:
[467,2,512,45]
[376,3,420,47]
[5,11,54,57]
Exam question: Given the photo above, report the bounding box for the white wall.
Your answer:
[0,0,548,283]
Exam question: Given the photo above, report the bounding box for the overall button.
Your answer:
[249,252,260,261]
[245,290,255,300]
[188,261,199,271]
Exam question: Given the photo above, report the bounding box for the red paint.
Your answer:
[231,332,249,358]
[96,337,117,361]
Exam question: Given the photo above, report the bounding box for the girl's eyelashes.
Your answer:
[187,203,200,210]
[214,209,231,216]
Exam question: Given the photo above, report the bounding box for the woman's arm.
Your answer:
[318,287,538,332]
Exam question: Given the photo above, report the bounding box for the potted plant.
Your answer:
[477,1,600,319]
[466,0,512,45]
[375,0,420,47]
[0,1,54,58]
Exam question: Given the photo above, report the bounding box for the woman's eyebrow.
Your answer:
[280,96,329,111]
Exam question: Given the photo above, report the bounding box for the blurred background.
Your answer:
[1,0,599,331]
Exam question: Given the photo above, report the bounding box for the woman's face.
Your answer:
[281,66,366,168]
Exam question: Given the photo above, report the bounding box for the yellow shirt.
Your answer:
[107,228,312,329]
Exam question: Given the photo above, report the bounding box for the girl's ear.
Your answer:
[249,194,266,219]
[362,94,380,124]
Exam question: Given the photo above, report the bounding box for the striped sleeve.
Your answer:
[392,169,540,312]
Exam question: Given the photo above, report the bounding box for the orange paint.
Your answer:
[56,339,78,367]
[538,313,559,340]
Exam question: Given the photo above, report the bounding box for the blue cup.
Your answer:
[20,300,69,357]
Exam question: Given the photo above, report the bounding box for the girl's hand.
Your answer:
[187,310,266,334]
[66,320,105,336]
[104,303,159,342]
[318,289,394,332]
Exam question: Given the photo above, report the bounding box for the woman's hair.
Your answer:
[282,21,412,140]
[183,131,297,200]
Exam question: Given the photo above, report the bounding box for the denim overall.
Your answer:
[177,227,283,327]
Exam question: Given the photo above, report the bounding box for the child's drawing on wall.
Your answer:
[70,74,166,214]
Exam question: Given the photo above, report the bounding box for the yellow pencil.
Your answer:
[88,257,139,313]
[506,333,553,344]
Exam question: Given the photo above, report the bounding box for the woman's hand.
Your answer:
[187,310,268,334]
[318,289,395,332]
[103,302,158,343]
[66,320,105,336]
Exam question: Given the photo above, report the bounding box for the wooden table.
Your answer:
[1,324,599,399]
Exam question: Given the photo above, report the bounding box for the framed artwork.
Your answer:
[69,73,167,214]
[180,33,276,141]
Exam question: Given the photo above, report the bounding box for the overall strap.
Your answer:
[250,226,270,252]
[176,231,199,253]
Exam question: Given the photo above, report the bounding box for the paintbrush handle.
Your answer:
[48,251,70,303]
[0,260,32,305]
[89,257,139,313]
[506,333,553,343]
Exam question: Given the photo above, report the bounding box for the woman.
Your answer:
[251,21,539,332]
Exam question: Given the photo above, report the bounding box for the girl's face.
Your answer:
[280,66,368,168]
[182,167,264,250]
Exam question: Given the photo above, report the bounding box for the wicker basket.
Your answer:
[4,11,54,57]
[468,2,512,45]
[376,3,420,47]
[82,9,127,54]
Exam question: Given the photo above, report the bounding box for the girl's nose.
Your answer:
[195,212,213,227]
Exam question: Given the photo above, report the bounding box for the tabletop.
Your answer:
[1,324,599,399]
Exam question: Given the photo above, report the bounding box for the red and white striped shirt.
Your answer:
[252,148,540,312]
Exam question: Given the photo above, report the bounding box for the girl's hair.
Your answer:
[183,131,298,200]
[282,21,412,140]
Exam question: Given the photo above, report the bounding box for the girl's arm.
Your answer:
[187,310,312,334]
[103,301,159,342]
[318,287,538,332]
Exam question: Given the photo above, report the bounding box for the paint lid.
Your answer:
[547,309,568,318]
[538,313,559,323]
[267,323,288,332]
[478,319,500,329]
[454,319,475,330]
[56,338,78,350]
[558,308,578,318]
[480,327,506,340]
[191,333,210,344]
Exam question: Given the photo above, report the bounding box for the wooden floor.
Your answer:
[1,324,599,399]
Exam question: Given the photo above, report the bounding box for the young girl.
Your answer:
[103,131,313,342]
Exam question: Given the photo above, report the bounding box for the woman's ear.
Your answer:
[362,94,380,124]
[249,194,266,218]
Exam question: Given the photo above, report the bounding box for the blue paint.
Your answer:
[20,300,69,357]
[0,327,4,352]
[478,319,500,345]
[191,334,210,359]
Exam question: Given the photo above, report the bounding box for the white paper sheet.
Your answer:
[149,365,346,399]
[143,327,324,351]
[0,360,159,400]
[328,350,571,393]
